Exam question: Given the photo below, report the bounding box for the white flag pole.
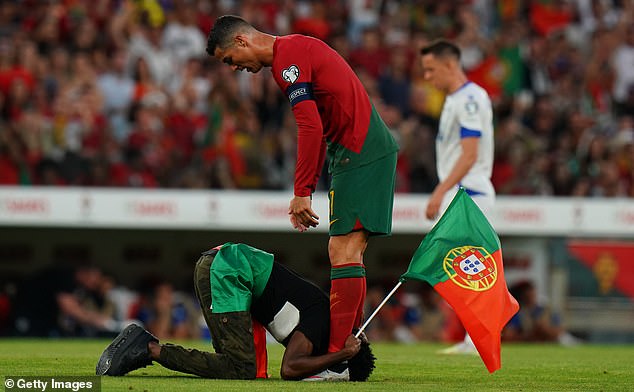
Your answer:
[355,281,403,338]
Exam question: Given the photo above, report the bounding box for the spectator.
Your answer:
[134,281,199,340]
[408,283,446,342]
[347,0,380,46]
[12,264,121,337]
[101,272,139,326]
[161,4,207,68]
[611,23,634,116]
[363,283,450,344]
[349,27,391,79]
[97,49,135,143]
[378,46,412,117]
[291,2,331,42]
[115,3,174,88]
[503,280,581,346]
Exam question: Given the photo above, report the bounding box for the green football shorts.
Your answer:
[328,151,397,236]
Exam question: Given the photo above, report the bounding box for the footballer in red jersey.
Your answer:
[207,15,398,355]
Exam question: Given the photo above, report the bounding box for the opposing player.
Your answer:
[420,40,496,354]
[206,15,399,358]
[96,243,375,381]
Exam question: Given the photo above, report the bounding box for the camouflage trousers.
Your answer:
[156,251,257,379]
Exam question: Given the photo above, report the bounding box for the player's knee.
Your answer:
[328,232,368,264]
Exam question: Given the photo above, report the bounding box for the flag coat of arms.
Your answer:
[401,188,519,373]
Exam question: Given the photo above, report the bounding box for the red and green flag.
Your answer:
[400,189,519,373]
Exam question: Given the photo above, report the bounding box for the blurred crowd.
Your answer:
[364,280,579,345]
[1,263,204,339]
[0,262,572,345]
[0,0,632,196]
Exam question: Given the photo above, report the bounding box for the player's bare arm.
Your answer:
[56,292,112,330]
[426,137,479,219]
[280,332,360,380]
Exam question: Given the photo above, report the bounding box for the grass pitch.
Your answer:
[1,339,632,391]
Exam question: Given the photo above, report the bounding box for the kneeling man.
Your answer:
[96,242,375,381]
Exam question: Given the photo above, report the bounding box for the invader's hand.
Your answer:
[342,334,361,359]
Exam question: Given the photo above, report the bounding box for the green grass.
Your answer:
[1,339,632,391]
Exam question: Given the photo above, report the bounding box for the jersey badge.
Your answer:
[282,65,300,84]
[465,96,479,115]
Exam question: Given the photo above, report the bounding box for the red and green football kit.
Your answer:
[271,34,398,352]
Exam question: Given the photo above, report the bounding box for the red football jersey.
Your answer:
[271,35,372,197]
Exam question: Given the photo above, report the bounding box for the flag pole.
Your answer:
[355,281,403,338]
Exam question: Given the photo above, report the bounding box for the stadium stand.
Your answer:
[0,0,632,196]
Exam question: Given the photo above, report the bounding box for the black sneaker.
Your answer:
[96,324,158,376]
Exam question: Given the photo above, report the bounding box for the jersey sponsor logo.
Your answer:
[442,246,497,291]
[465,96,479,115]
[281,65,300,84]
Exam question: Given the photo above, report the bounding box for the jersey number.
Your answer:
[329,190,335,219]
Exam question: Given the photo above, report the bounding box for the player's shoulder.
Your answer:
[453,82,491,104]
[454,81,487,97]
[273,34,323,71]
[276,34,325,51]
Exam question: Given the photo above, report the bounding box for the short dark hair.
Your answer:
[347,339,376,382]
[420,39,461,60]
[206,15,253,56]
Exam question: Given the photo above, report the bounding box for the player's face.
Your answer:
[214,42,263,74]
[421,54,450,92]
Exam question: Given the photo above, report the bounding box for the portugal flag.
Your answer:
[401,189,519,373]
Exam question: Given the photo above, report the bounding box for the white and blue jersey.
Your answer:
[436,81,495,217]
